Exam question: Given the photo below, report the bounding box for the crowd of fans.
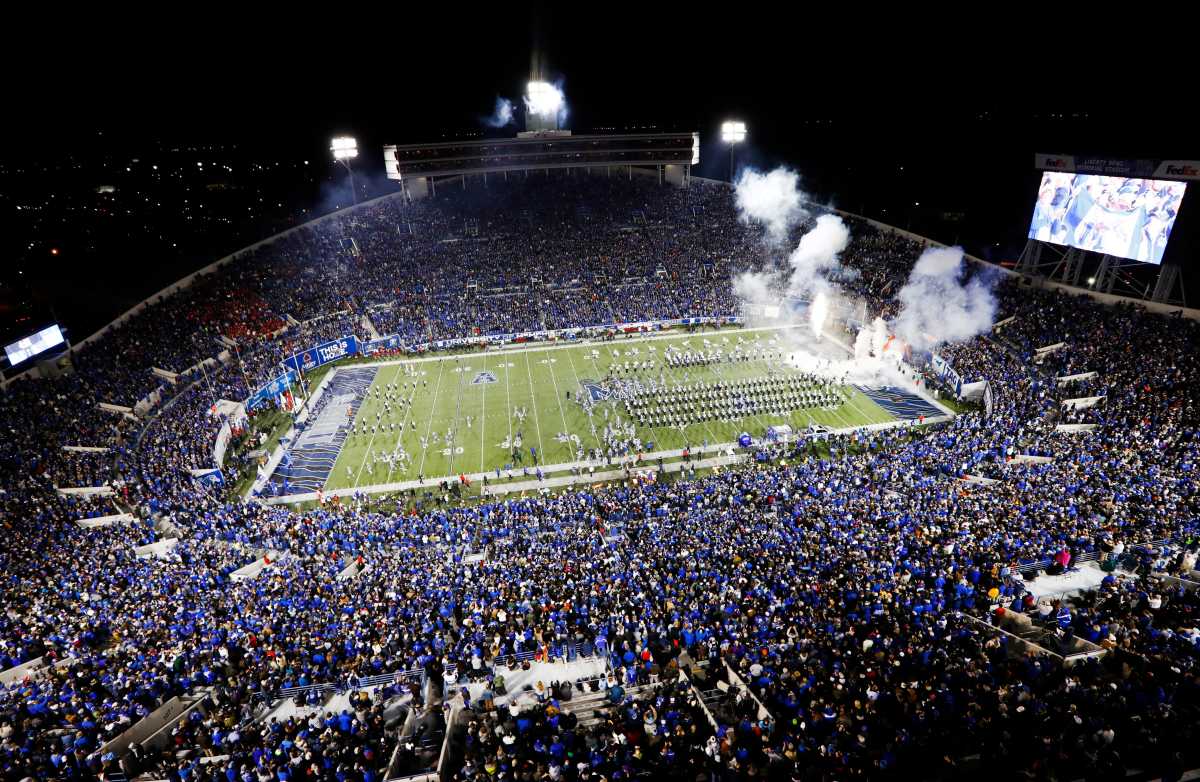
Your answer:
[0,172,1197,781]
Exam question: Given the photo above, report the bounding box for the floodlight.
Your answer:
[331,136,358,160]
[721,121,747,144]
[525,81,564,117]
[331,136,359,206]
[722,121,747,181]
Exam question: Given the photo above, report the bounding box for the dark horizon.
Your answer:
[1,12,1195,344]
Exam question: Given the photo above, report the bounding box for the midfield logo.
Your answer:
[580,379,609,402]
[472,371,498,385]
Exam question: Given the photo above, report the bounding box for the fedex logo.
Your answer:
[1044,158,1070,169]
[1166,164,1199,177]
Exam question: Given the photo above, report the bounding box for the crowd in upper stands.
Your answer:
[0,171,1198,782]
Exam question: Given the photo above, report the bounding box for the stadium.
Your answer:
[2,39,1200,782]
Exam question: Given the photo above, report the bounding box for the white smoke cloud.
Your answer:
[483,97,514,128]
[733,169,853,348]
[891,246,997,351]
[734,168,808,244]
[785,214,851,297]
[730,165,931,394]
[732,270,787,323]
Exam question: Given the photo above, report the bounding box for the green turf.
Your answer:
[322,327,896,491]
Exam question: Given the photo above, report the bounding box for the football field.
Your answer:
[313,327,898,492]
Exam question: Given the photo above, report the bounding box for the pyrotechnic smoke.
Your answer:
[785,214,851,297]
[732,168,853,348]
[809,290,830,339]
[732,271,783,312]
[733,168,808,244]
[731,166,926,392]
[892,246,997,351]
[483,97,514,128]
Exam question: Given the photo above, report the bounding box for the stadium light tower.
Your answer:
[525,81,564,133]
[721,121,747,182]
[330,136,358,206]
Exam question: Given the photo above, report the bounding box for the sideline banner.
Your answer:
[931,353,965,398]
[284,336,359,373]
[247,369,298,411]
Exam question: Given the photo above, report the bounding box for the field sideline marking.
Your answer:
[359,324,804,370]
[544,347,572,451]
[479,359,487,474]
[522,350,547,466]
[446,358,468,477]
[563,345,603,456]
[416,359,446,479]
[383,363,419,484]
[352,365,396,489]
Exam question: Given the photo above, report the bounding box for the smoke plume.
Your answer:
[891,246,997,351]
[732,168,852,342]
[483,97,514,128]
[733,168,808,244]
[784,214,850,297]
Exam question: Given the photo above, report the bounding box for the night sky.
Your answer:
[1,10,1194,343]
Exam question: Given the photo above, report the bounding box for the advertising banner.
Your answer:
[284,336,359,373]
[1035,154,1156,177]
[247,369,298,411]
[1153,161,1200,181]
[364,334,406,354]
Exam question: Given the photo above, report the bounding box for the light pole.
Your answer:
[721,121,746,182]
[331,136,358,206]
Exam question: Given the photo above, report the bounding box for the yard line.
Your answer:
[522,350,547,464]
[416,359,446,479]
[563,345,604,454]
[846,388,889,425]
[383,363,419,483]
[352,366,395,488]
[543,349,571,439]
[503,356,513,443]
[446,358,468,477]
[479,360,487,474]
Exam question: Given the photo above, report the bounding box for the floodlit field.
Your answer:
[316,327,895,492]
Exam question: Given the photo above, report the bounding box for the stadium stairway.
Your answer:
[362,313,382,340]
[568,681,657,729]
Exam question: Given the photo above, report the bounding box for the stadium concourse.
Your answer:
[0,173,1198,782]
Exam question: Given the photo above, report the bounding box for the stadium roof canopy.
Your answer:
[384,131,699,181]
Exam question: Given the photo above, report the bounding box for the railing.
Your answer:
[444,644,603,681]
[1017,538,1171,577]
[266,666,426,704]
